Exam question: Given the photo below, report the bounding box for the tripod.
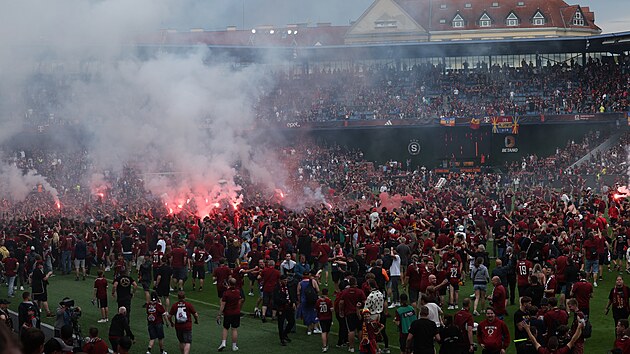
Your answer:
[72,320,84,348]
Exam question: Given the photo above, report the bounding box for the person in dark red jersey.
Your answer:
[543,264,557,299]
[339,276,366,353]
[489,276,507,320]
[543,297,568,338]
[258,259,280,322]
[170,241,188,292]
[217,278,244,352]
[145,292,167,354]
[570,271,593,317]
[2,252,19,298]
[191,244,210,291]
[316,288,333,352]
[168,291,198,354]
[515,253,533,298]
[614,320,630,353]
[567,298,586,354]
[454,298,475,354]
[522,319,582,354]
[83,327,110,354]
[582,232,599,287]
[477,307,510,354]
[606,275,630,326]
[213,259,232,299]
[151,245,165,281]
[231,261,249,297]
[93,270,109,323]
[404,255,422,306]
[555,251,569,304]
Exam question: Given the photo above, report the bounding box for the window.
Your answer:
[506,12,519,26]
[517,1,525,6]
[533,11,545,25]
[479,13,492,27]
[453,14,465,28]
[573,10,584,26]
[439,19,447,24]
[375,20,398,28]
[465,3,472,8]
[492,2,499,7]
[440,4,447,9]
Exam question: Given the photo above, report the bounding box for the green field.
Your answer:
[6,264,620,353]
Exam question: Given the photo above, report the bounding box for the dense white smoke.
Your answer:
[0,0,287,210]
[0,164,58,202]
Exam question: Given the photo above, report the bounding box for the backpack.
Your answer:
[576,313,592,339]
[582,318,592,338]
[175,303,188,324]
[304,280,318,307]
[382,254,393,270]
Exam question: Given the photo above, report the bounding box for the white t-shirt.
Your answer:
[157,239,166,254]
[280,260,296,275]
[425,302,443,327]
[369,212,380,228]
[389,255,401,277]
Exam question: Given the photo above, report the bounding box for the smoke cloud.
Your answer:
[0,164,58,202]
[0,0,287,212]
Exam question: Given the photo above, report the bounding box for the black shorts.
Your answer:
[600,253,610,265]
[157,288,170,298]
[409,288,419,304]
[97,297,108,309]
[148,323,165,340]
[33,293,47,302]
[439,285,447,296]
[176,329,193,343]
[613,250,625,260]
[345,314,359,332]
[141,281,151,292]
[331,272,341,283]
[555,282,564,295]
[223,314,241,329]
[262,291,273,307]
[450,282,460,291]
[192,266,205,279]
[320,319,332,333]
[173,267,187,281]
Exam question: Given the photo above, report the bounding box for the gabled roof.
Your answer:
[560,5,593,29]
[393,0,600,31]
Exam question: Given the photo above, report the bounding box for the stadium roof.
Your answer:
[140,30,630,62]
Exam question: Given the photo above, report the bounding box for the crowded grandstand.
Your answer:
[0,0,630,354]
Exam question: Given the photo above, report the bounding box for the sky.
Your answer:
[165,0,630,34]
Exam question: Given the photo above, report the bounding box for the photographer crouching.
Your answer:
[55,297,83,346]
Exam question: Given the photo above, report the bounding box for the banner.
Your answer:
[492,116,519,134]
[440,117,455,127]
[470,118,480,130]
[512,116,520,134]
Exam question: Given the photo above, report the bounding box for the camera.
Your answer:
[61,299,82,321]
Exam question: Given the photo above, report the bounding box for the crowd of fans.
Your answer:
[17,55,630,130]
[572,132,630,176]
[257,55,630,123]
[0,124,628,354]
[1,50,630,354]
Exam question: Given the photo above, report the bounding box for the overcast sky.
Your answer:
[167,0,630,34]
